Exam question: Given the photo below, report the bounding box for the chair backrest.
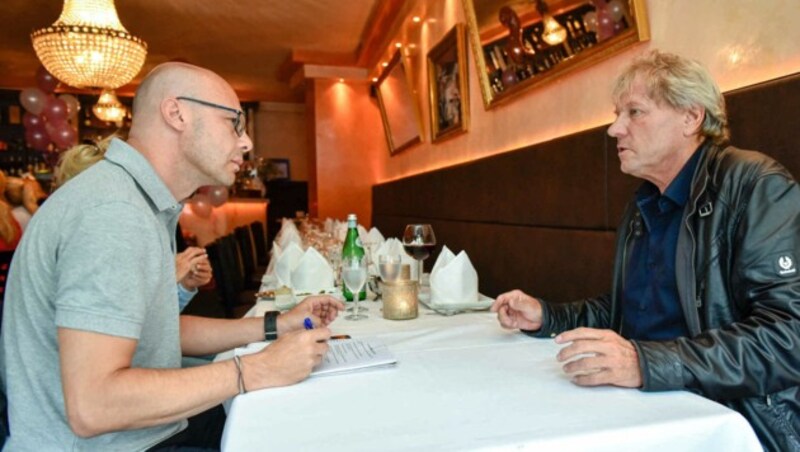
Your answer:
[249,221,268,266]
[234,226,257,282]
[206,239,243,318]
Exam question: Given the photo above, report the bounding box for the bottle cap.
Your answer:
[347,213,357,221]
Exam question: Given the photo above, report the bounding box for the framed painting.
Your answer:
[427,23,469,142]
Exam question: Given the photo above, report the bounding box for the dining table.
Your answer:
[216,294,762,452]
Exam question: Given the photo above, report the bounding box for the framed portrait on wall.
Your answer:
[265,158,290,181]
[427,23,469,142]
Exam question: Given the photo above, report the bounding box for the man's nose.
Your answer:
[240,132,253,153]
[608,117,624,138]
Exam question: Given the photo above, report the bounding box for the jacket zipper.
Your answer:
[618,213,638,334]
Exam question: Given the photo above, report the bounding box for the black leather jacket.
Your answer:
[532,143,800,451]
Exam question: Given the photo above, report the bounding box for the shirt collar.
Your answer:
[662,143,703,208]
[104,138,181,213]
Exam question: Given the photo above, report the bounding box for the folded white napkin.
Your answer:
[365,227,385,245]
[324,218,335,234]
[334,221,348,242]
[275,243,305,288]
[430,246,479,305]
[277,226,303,250]
[290,247,335,293]
[263,242,282,281]
[374,238,418,280]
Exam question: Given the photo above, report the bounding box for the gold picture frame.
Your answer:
[462,0,650,109]
[427,23,469,143]
[375,50,424,155]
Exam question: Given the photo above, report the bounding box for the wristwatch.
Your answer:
[263,311,279,341]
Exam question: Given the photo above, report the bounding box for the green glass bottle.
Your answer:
[341,213,366,301]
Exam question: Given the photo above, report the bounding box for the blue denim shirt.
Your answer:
[621,149,702,340]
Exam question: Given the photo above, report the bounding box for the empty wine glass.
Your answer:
[342,255,368,320]
[379,254,402,282]
[402,224,436,284]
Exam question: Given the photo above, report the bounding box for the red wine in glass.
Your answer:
[402,224,436,282]
[403,244,435,261]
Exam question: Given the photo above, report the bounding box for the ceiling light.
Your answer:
[31,0,148,89]
[372,77,378,83]
[382,62,388,67]
[93,89,127,122]
[412,16,421,23]
[395,42,402,48]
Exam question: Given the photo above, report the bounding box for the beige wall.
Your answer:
[254,102,309,181]
[311,0,800,223]
[312,79,384,226]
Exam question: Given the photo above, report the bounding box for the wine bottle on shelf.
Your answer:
[341,213,366,302]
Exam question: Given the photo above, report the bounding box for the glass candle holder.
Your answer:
[381,279,418,320]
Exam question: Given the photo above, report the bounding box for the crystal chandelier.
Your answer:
[31,0,147,89]
[93,89,127,123]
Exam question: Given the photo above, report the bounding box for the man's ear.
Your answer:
[161,98,186,132]
[684,105,705,137]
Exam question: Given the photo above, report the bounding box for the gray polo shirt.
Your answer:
[0,139,186,450]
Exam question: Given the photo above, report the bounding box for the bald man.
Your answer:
[0,63,344,450]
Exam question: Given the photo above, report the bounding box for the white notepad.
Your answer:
[235,337,397,377]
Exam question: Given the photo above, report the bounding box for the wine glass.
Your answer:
[402,224,436,284]
[342,255,368,320]
[378,254,402,282]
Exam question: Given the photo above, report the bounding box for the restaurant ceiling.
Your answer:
[0,0,383,102]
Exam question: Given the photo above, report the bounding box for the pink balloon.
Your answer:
[607,0,626,23]
[19,88,47,115]
[25,125,50,151]
[190,194,213,218]
[207,186,229,207]
[58,94,80,117]
[50,122,77,150]
[596,6,615,41]
[43,97,68,123]
[23,113,44,129]
[36,66,60,94]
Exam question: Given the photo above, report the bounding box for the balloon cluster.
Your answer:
[19,66,79,152]
[583,0,627,42]
[187,185,230,218]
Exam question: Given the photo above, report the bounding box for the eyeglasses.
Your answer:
[176,96,246,137]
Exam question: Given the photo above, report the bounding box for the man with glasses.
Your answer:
[0,62,344,450]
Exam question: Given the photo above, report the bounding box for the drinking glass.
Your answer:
[402,224,436,284]
[342,255,368,320]
[378,254,402,282]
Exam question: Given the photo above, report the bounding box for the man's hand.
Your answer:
[244,328,331,388]
[278,295,345,334]
[555,327,642,388]
[176,247,212,290]
[491,289,543,331]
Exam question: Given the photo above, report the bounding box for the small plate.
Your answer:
[292,288,340,299]
[418,292,494,315]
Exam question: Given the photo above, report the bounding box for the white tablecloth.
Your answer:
[218,301,762,452]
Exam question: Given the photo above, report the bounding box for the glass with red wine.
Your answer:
[402,224,436,284]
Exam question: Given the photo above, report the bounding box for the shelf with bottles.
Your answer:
[481,3,627,95]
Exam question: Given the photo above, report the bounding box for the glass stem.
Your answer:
[418,259,424,284]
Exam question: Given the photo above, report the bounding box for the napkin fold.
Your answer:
[290,247,335,293]
[374,238,418,280]
[277,226,302,249]
[274,243,305,288]
[430,246,479,305]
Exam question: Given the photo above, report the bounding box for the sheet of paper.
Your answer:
[234,337,397,377]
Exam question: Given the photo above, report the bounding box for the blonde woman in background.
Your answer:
[55,136,213,311]
[0,171,21,252]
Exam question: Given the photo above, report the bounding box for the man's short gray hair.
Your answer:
[612,50,729,144]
